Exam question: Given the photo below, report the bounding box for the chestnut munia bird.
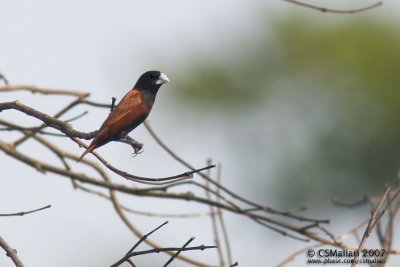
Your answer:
[77,70,169,162]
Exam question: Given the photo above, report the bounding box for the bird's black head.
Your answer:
[134,70,169,92]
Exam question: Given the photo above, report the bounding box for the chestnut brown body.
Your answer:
[78,71,169,161]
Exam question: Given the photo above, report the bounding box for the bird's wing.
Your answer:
[98,89,148,133]
[77,90,147,161]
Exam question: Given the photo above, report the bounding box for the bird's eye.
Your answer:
[150,74,156,79]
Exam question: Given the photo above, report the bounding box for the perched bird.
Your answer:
[77,70,169,162]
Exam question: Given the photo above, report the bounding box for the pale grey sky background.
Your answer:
[1,1,400,267]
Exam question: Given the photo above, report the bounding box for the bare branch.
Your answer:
[0,100,98,141]
[74,184,213,218]
[0,84,89,98]
[0,235,24,267]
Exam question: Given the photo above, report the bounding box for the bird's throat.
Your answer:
[139,89,157,110]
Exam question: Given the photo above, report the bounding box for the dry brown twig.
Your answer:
[0,235,24,267]
[351,185,400,266]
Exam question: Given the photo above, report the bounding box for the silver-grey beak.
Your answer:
[156,72,170,85]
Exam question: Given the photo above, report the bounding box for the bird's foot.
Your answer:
[117,135,144,157]
[131,144,144,157]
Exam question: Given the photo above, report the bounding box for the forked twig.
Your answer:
[110,222,216,267]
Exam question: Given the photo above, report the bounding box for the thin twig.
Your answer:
[216,164,233,266]
[351,185,392,267]
[64,111,89,123]
[0,204,51,217]
[282,0,382,14]
[0,73,9,85]
[163,237,195,267]
[205,159,225,266]
[111,221,169,267]
[332,196,368,208]
[127,221,169,254]
[110,97,116,112]
[11,98,112,147]
[111,245,217,267]
[74,136,215,185]
[0,125,73,137]
[75,183,213,218]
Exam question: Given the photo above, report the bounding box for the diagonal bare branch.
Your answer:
[0,235,25,267]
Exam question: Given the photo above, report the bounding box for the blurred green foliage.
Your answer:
[172,16,400,203]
